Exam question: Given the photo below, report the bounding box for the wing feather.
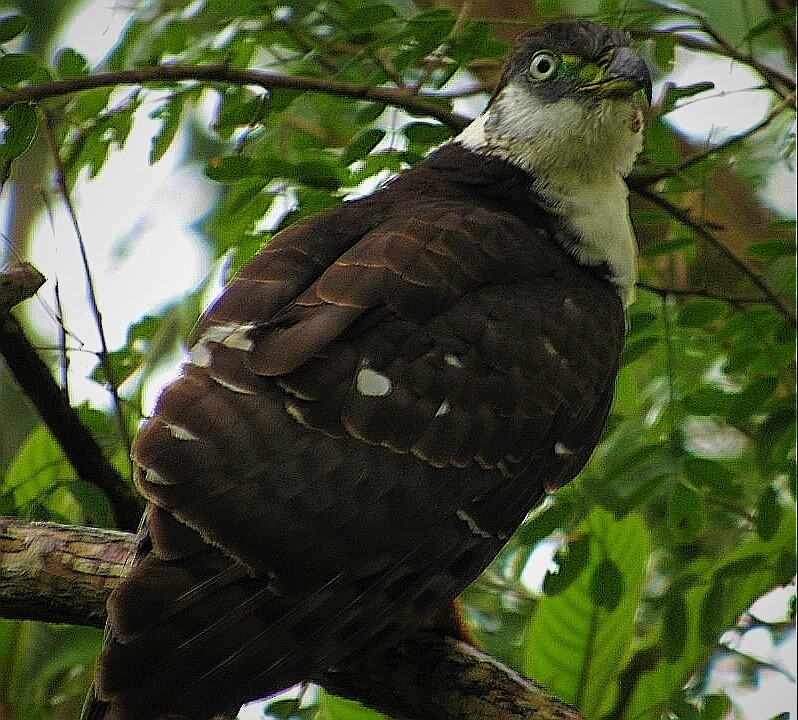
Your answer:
[96,172,626,719]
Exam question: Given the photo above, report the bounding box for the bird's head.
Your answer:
[457,21,651,185]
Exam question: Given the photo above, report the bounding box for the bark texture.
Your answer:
[0,517,583,720]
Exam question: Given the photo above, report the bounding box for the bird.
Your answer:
[82,19,651,720]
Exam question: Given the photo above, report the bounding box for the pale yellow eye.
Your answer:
[529,51,559,80]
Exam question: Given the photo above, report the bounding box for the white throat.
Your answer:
[456,81,645,306]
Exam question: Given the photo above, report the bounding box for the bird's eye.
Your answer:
[528,51,559,80]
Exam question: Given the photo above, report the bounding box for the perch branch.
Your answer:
[0,517,584,720]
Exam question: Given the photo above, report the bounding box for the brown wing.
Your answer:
[94,198,625,720]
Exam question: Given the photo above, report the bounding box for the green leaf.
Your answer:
[652,33,676,70]
[157,18,188,55]
[745,238,796,260]
[754,485,780,541]
[542,535,591,596]
[681,386,731,415]
[317,691,389,720]
[699,577,728,645]
[667,482,707,543]
[627,310,658,335]
[700,694,731,720]
[742,9,797,42]
[590,558,625,611]
[205,154,254,183]
[404,121,451,149]
[0,14,27,43]
[661,82,715,113]
[55,47,89,78]
[346,3,397,33]
[672,693,701,720]
[517,497,573,547]
[150,93,186,164]
[342,128,386,166]
[621,335,659,365]
[728,376,778,425]
[0,102,38,161]
[295,158,344,190]
[0,52,39,87]
[676,298,728,328]
[214,87,264,138]
[265,697,312,720]
[1,424,76,517]
[661,595,688,662]
[683,457,743,500]
[625,510,796,719]
[524,508,649,716]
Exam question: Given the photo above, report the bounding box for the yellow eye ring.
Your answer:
[529,51,559,80]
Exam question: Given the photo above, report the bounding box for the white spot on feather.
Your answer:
[191,323,256,366]
[142,469,171,485]
[554,442,574,457]
[435,399,451,417]
[356,368,392,397]
[209,373,257,395]
[456,509,492,539]
[167,423,198,441]
[542,337,560,359]
[444,353,464,368]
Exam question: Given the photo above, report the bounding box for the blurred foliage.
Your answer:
[0,0,795,719]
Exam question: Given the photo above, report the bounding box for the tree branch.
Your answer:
[631,90,796,187]
[322,634,581,720]
[0,517,130,626]
[0,517,584,720]
[637,280,777,305]
[632,186,797,326]
[632,26,796,100]
[0,64,472,132]
[0,267,143,532]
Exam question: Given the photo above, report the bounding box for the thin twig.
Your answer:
[410,1,474,94]
[765,0,797,66]
[693,16,796,96]
[633,187,796,326]
[675,32,794,99]
[0,64,472,131]
[637,281,775,305]
[633,90,796,186]
[41,111,134,472]
[38,188,71,396]
[314,4,407,88]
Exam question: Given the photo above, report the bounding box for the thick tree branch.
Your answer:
[322,634,581,720]
[0,517,584,720]
[0,517,130,626]
[0,267,143,532]
[0,64,472,132]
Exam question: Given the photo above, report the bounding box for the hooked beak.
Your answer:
[579,46,652,106]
